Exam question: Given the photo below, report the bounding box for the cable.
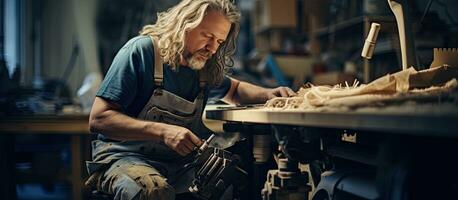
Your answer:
[420,0,434,24]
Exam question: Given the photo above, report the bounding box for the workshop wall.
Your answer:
[41,0,100,97]
[245,0,458,88]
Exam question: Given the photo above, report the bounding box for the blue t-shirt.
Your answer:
[96,36,231,118]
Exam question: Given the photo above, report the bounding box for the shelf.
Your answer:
[255,26,300,36]
[314,15,395,38]
[374,36,447,55]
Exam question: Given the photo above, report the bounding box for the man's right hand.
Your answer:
[161,124,203,156]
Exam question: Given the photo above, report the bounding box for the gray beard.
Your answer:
[187,54,206,70]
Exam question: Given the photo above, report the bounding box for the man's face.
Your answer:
[183,10,231,70]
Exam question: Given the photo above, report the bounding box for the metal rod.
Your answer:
[387,0,418,70]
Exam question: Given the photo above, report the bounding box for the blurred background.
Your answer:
[0,0,457,199]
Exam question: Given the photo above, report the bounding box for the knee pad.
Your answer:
[136,174,175,200]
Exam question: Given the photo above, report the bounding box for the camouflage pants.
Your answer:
[88,157,175,200]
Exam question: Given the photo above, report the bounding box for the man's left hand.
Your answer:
[265,86,296,100]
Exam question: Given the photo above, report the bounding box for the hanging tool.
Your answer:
[387,0,418,70]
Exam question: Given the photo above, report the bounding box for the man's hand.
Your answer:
[161,124,203,156]
[264,86,296,100]
[222,78,298,105]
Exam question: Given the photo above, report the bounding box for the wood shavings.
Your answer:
[264,66,458,111]
[264,97,304,110]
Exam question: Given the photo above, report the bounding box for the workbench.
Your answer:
[0,114,91,200]
[205,102,458,200]
[206,102,458,137]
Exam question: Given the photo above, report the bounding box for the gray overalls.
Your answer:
[86,37,211,200]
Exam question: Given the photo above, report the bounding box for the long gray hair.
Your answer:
[140,0,241,86]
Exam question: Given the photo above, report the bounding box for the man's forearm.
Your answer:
[89,109,165,141]
[235,81,270,104]
[223,80,270,105]
[222,78,296,105]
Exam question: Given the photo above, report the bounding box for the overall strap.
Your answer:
[149,36,163,87]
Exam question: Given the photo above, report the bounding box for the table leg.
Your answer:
[71,135,82,200]
[0,135,16,200]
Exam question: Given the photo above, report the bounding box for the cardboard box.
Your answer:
[275,55,314,78]
[254,29,288,53]
[253,0,297,33]
[302,0,330,32]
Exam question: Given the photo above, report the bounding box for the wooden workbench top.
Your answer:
[205,103,458,137]
[0,114,90,134]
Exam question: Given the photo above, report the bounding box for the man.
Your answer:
[86,0,296,199]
